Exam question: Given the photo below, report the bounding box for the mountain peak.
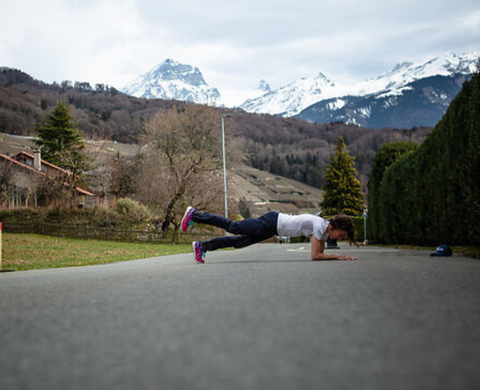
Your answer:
[240,70,338,116]
[258,79,271,92]
[147,59,205,86]
[163,58,178,65]
[122,59,220,104]
[391,62,413,73]
[317,72,330,81]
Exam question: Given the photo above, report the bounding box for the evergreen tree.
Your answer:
[35,101,84,167]
[320,137,364,216]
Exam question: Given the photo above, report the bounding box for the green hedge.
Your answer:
[372,70,480,246]
[351,216,366,243]
[367,142,417,242]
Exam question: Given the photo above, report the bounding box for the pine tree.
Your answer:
[320,137,364,216]
[35,101,84,167]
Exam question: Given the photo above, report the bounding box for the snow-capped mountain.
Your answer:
[348,52,478,97]
[245,79,272,101]
[122,59,220,105]
[296,73,472,129]
[295,52,478,128]
[121,53,477,128]
[240,72,340,117]
[240,52,479,117]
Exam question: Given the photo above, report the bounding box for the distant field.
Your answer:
[1,233,192,272]
[0,132,139,160]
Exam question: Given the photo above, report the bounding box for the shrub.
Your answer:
[88,207,125,228]
[0,208,44,223]
[115,198,152,223]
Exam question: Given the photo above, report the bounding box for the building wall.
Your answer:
[0,160,43,193]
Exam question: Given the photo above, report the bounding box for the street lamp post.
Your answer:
[221,115,231,219]
[363,208,368,245]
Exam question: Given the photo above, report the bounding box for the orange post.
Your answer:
[0,222,2,271]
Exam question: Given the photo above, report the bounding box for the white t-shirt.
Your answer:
[277,213,330,241]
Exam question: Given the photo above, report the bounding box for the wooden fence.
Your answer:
[2,222,220,244]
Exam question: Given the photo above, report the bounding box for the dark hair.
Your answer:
[330,214,359,248]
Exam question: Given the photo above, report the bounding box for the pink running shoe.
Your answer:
[192,241,205,264]
[181,206,196,232]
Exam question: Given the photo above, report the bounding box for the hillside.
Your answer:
[0,67,432,190]
[229,165,324,216]
[0,68,176,143]
[0,132,322,216]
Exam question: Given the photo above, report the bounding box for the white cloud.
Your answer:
[0,0,160,87]
[0,0,479,107]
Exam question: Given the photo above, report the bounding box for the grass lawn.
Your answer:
[1,233,193,272]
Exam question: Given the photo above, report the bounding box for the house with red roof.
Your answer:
[0,150,95,204]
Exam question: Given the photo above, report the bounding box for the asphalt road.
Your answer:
[0,243,479,390]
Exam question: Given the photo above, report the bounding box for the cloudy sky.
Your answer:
[1,0,479,106]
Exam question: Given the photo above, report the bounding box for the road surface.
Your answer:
[1,243,479,390]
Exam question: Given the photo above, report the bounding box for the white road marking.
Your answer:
[286,247,401,253]
[287,247,306,252]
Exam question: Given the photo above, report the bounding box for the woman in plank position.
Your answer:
[181,207,358,264]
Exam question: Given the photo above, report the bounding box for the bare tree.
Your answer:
[35,173,71,206]
[107,152,139,198]
[138,104,225,232]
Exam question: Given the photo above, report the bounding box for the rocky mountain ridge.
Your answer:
[122,59,220,105]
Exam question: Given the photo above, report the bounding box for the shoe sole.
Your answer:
[182,206,194,232]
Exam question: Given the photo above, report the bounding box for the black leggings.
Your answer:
[192,211,279,252]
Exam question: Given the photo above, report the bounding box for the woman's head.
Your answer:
[329,214,359,248]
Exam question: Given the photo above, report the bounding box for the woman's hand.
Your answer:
[311,236,358,261]
[337,255,357,260]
